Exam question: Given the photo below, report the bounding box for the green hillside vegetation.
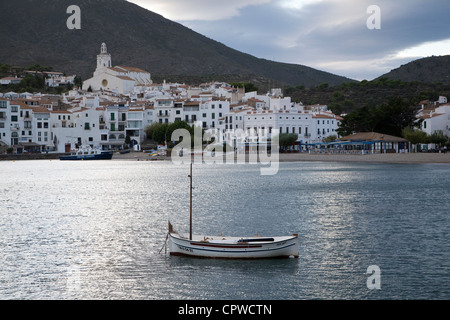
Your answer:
[0,63,82,93]
[380,55,450,84]
[285,78,450,115]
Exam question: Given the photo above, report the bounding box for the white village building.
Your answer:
[418,103,450,137]
[82,43,152,95]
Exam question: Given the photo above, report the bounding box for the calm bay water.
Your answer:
[0,159,449,300]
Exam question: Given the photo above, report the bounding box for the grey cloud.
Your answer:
[136,0,450,79]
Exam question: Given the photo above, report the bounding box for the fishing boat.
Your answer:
[60,146,113,161]
[168,164,299,259]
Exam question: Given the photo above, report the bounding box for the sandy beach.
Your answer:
[113,151,450,164]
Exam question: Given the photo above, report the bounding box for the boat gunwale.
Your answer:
[169,232,298,248]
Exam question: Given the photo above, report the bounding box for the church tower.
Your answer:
[94,43,112,76]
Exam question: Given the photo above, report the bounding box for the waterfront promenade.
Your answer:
[2,151,450,164]
[113,151,450,164]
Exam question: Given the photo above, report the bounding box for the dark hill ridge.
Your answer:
[380,55,450,84]
[0,0,354,88]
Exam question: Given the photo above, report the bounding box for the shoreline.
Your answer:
[113,151,450,164]
[2,151,450,164]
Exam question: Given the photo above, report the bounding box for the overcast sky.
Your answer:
[128,0,450,81]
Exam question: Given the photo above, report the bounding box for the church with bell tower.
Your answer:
[82,43,152,94]
[94,43,112,77]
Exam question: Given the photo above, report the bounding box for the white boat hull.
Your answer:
[169,233,299,259]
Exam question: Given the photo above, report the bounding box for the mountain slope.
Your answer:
[380,55,450,84]
[0,0,354,88]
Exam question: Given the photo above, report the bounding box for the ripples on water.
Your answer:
[0,160,449,299]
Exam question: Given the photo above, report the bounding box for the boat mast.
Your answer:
[189,162,193,241]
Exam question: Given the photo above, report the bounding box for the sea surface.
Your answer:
[0,159,449,300]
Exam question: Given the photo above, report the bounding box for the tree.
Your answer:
[0,63,10,75]
[26,64,52,72]
[167,121,192,143]
[402,127,428,152]
[125,134,131,147]
[230,82,258,93]
[278,133,298,151]
[322,135,337,143]
[74,76,82,87]
[374,98,420,137]
[337,98,420,137]
[429,130,448,149]
[337,106,377,136]
[144,122,160,140]
[152,123,170,145]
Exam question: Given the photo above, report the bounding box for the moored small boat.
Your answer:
[60,146,113,161]
[169,226,299,259]
[167,163,299,259]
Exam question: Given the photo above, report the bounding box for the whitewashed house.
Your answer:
[50,110,75,152]
[312,112,342,141]
[0,99,14,147]
[45,74,76,88]
[126,107,146,147]
[419,104,450,136]
[0,77,22,86]
[31,106,53,151]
